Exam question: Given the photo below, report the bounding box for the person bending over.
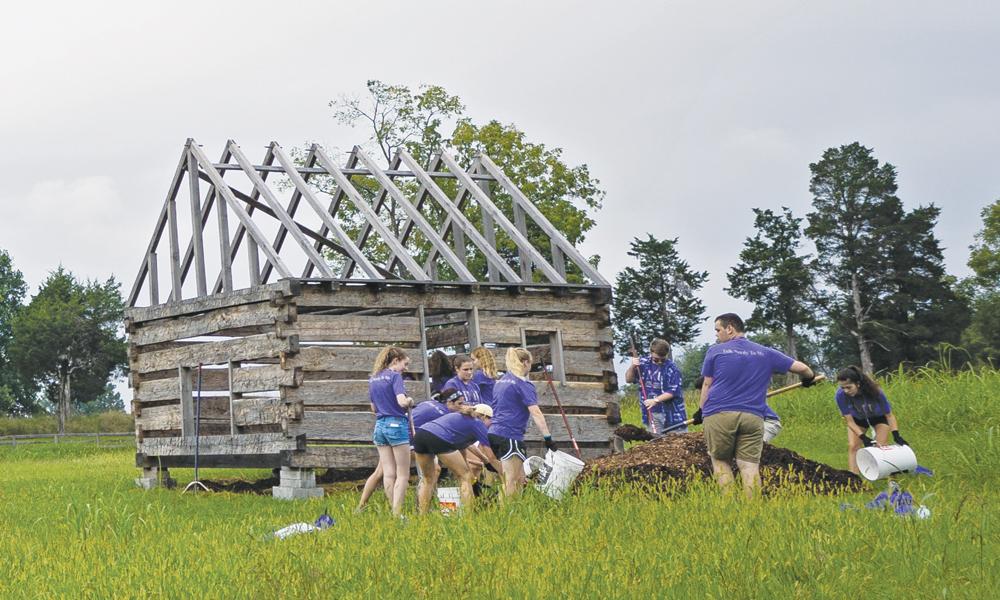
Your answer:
[413,404,503,513]
[835,365,908,475]
[698,314,816,497]
[488,347,558,497]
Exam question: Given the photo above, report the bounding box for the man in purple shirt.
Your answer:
[698,313,816,497]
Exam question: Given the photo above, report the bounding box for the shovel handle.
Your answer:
[765,374,826,398]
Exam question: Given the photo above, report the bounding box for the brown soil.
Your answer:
[582,432,863,494]
[614,424,655,442]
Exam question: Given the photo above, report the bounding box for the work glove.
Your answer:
[859,433,874,447]
[799,374,817,388]
[692,408,703,426]
[543,435,558,451]
[892,431,909,446]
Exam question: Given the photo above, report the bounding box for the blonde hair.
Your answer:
[371,346,408,376]
[471,347,498,379]
[505,347,532,378]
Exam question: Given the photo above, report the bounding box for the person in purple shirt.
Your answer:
[695,375,782,442]
[413,404,503,513]
[428,350,454,395]
[835,365,909,475]
[367,346,414,516]
[356,387,467,513]
[698,313,816,497]
[625,338,686,434]
[488,347,558,497]
[445,354,483,406]
[471,347,498,408]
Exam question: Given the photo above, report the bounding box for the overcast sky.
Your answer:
[2,1,997,398]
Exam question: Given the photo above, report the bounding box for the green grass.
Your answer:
[0,411,133,435]
[1,370,998,598]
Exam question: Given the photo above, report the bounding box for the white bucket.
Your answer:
[523,456,546,479]
[856,444,918,481]
[436,487,461,514]
[534,450,585,500]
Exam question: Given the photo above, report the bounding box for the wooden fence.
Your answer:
[2,432,134,447]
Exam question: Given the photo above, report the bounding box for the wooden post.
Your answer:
[417,305,431,400]
[550,330,567,384]
[227,361,240,436]
[478,179,499,283]
[147,251,159,305]
[166,165,184,302]
[467,306,481,350]
[179,366,194,437]
[187,149,208,297]
[513,203,531,281]
[551,242,567,281]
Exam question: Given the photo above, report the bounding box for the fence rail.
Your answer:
[2,432,133,447]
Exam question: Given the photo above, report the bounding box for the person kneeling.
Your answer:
[413,404,503,514]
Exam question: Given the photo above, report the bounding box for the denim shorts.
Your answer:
[373,416,410,447]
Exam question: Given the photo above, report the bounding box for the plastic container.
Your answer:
[523,456,546,479]
[534,450,585,500]
[856,444,918,481]
[436,487,461,514]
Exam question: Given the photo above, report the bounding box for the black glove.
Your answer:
[692,408,703,426]
[892,431,909,446]
[543,435,558,451]
[485,462,498,473]
[859,433,874,447]
[800,374,817,388]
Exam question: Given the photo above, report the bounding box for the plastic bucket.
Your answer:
[523,456,546,479]
[436,487,461,514]
[535,450,585,500]
[856,444,918,481]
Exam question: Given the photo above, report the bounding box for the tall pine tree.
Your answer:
[612,235,708,357]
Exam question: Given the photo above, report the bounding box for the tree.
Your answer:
[9,268,126,432]
[612,235,708,357]
[963,199,1000,363]
[805,142,968,373]
[325,81,604,283]
[76,382,125,415]
[0,248,33,415]
[675,343,709,389]
[968,199,1000,285]
[727,207,817,364]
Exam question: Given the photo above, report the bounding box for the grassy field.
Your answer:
[1,369,997,598]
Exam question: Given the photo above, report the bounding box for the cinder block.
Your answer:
[272,486,324,500]
[135,467,176,490]
[279,467,316,488]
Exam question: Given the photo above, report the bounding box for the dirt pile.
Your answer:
[583,432,863,494]
[201,467,374,495]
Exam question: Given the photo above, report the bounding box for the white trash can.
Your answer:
[534,450,585,500]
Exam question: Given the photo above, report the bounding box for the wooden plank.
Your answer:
[489,348,611,378]
[179,367,194,436]
[233,397,300,427]
[533,381,615,409]
[166,158,184,301]
[478,317,611,346]
[425,323,468,349]
[282,380,427,406]
[133,369,232,400]
[354,148,476,282]
[290,314,421,343]
[467,306,481,349]
[289,411,612,443]
[138,433,300,456]
[147,252,159,306]
[129,302,292,346]
[186,148,208,296]
[295,284,598,314]
[287,346,424,374]
[513,202,532,280]
[136,399,230,431]
[232,365,301,393]
[126,280,295,323]
[134,333,297,374]
[417,305,432,400]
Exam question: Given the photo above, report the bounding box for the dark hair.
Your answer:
[693,375,705,390]
[649,338,670,357]
[436,387,464,404]
[715,313,745,333]
[836,365,882,398]
[428,350,454,382]
[451,354,474,370]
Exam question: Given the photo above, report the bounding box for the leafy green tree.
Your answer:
[324,81,604,283]
[76,382,125,415]
[727,207,817,362]
[805,142,968,373]
[676,342,709,389]
[962,199,1000,362]
[0,249,33,415]
[612,235,708,357]
[968,199,1000,285]
[9,268,126,432]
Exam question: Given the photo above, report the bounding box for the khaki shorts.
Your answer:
[703,411,764,463]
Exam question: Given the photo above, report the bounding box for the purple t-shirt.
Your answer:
[701,338,794,418]
[369,369,407,418]
[835,388,892,419]
[634,355,686,427]
[411,400,449,429]
[419,412,490,449]
[488,372,538,440]
[763,403,780,421]
[445,376,482,406]
[472,370,496,408]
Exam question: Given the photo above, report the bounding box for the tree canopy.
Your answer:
[0,249,32,415]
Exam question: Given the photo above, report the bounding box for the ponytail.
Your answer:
[505,347,532,378]
[371,346,408,376]
[471,347,498,379]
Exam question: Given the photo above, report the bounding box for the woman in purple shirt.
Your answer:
[488,347,557,497]
[835,365,909,475]
[445,354,483,406]
[471,347,498,408]
[413,404,502,513]
[368,346,414,516]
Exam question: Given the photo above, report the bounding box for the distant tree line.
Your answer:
[614,142,998,377]
[0,255,125,428]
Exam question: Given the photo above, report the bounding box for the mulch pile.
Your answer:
[582,432,863,494]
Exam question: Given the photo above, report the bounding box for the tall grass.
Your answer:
[0,370,997,598]
[0,411,133,435]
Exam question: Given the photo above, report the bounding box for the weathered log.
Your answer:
[126,280,297,323]
[478,317,612,346]
[287,346,425,374]
[289,314,421,343]
[129,302,293,346]
[133,333,297,373]
[282,379,427,406]
[138,432,301,456]
[295,284,601,314]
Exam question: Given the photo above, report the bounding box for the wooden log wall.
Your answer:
[127,280,618,470]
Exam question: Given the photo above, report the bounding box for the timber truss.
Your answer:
[127,139,608,308]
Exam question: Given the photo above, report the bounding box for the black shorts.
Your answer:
[412,430,458,455]
[489,434,527,461]
[852,414,889,429]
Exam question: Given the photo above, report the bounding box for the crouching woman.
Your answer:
[413,404,503,513]
[835,365,909,475]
